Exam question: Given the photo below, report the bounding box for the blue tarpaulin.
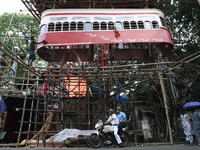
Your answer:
[114,95,129,106]
[91,87,129,105]
[91,87,105,97]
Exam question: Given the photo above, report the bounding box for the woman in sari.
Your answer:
[180,110,193,144]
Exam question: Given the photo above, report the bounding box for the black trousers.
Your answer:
[118,122,127,135]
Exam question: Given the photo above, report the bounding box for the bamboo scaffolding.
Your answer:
[1,31,200,148]
[26,94,35,146]
[17,70,30,146]
[34,97,40,132]
[158,69,173,145]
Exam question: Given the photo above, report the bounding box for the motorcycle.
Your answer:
[87,120,128,148]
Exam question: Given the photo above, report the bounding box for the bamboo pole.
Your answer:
[26,95,35,146]
[17,70,30,146]
[172,54,200,70]
[32,61,174,70]
[34,97,40,132]
[157,70,173,145]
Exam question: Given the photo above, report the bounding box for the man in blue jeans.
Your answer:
[116,107,127,136]
[28,36,46,66]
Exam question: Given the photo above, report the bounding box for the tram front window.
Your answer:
[40,24,47,35]
[160,17,167,27]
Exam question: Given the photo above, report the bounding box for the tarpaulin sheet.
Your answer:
[61,75,87,97]
[46,128,96,143]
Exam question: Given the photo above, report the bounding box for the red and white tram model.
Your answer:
[37,9,173,62]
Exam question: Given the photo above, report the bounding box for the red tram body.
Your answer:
[37,9,173,62]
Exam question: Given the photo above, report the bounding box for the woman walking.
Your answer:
[180,110,193,144]
[190,109,200,145]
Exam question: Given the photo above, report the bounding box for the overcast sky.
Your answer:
[0,0,29,15]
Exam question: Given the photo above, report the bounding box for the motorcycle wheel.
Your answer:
[88,133,102,148]
[120,132,128,146]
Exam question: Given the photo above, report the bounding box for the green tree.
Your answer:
[0,13,39,55]
[0,13,39,84]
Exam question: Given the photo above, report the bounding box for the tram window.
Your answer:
[50,17,68,21]
[70,22,76,31]
[152,21,159,29]
[94,16,112,21]
[115,22,123,30]
[116,16,134,20]
[72,16,90,21]
[108,22,114,30]
[93,22,99,30]
[123,21,130,30]
[63,22,69,31]
[77,22,84,31]
[144,21,152,29]
[130,21,137,29]
[85,22,92,31]
[124,43,129,49]
[40,24,46,35]
[118,43,123,49]
[48,22,54,32]
[56,22,62,31]
[137,16,156,20]
[130,43,136,49]
[138,21,144,29]
[160,17,167,27]
[101,22,107,30]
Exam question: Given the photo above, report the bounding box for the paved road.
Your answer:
[0,144,199,150]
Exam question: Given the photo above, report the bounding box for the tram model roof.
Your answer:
[41,8,164,18]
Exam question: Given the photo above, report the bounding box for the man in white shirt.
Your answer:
[105,109,124,147]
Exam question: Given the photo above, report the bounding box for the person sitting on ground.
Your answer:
[105,109,124,147]
[116,106,127,136]
[28,36,46,66]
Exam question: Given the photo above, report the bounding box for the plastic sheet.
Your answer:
[46,129,96,143]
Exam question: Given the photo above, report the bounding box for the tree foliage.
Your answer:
[0,13,39,81]
[0,13,39,55]
[160,0,200,61]
[129,0,200,142]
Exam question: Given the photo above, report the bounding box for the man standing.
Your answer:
[116,107,127,136]
[105,109,124,147]
[28,36,46,66]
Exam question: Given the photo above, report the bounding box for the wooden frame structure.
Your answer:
[1,37,200,147]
